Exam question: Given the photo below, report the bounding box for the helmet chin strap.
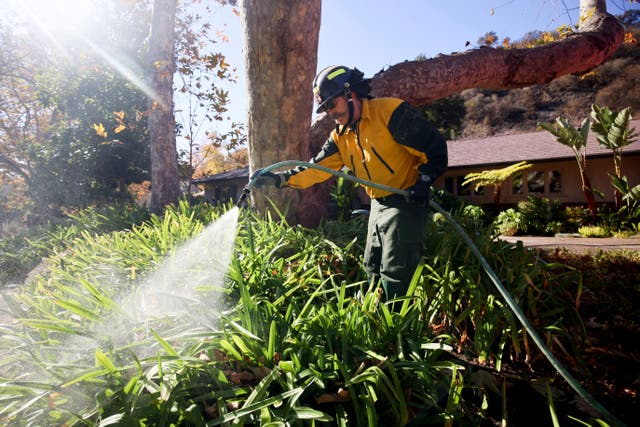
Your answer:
[336,84,354,136]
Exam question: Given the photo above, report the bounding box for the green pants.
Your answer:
[363,195,427,301]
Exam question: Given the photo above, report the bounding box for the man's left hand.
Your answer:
[407,175,431,204]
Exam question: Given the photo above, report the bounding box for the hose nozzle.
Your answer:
[236,186,251,208]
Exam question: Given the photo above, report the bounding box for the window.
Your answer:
[527,171,544,193]
[512,172,524,195]
[445,176,454,194]
[473,186,485,196]
[510,169,563,197]
[549,170,562,193]
[457,175,471,196]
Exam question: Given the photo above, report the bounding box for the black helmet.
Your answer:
[313,65,370,114]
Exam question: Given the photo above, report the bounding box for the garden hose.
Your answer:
[243,160,624,426]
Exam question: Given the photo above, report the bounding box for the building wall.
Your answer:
[443,155,640,206]
[202,178,247,204]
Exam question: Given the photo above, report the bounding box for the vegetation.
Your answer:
[0,200,637,426]
[590,104,640,208]
[462,161,532,207]
[0,5,638,426]
[0,0,241,224]
[538,117,599,218]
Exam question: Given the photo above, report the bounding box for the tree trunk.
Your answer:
[148,0,179,213]
[493,185,502,207]
[241,0,321,226]
[582,172,598,218]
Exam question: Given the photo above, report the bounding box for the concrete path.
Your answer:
[499,235,640,253]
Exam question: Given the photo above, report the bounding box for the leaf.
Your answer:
[150,329,179,357]
[114,124,126,134]
[92,123,108,138]
[95,349,118,373]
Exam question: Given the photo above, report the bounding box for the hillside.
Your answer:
[427,22,640,140]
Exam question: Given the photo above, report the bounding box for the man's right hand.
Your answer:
[251,169,282,188]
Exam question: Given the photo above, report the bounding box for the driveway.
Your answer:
[499,235,640,253]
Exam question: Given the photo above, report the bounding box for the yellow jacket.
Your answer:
[282,98,448,199]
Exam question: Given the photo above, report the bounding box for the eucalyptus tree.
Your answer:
[147,0,179,212]
[241,0,321,225]
[148,0,243,210]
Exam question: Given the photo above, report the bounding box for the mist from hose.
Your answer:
[118,207,240,332]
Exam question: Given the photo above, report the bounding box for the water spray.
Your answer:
[242,160,624,427]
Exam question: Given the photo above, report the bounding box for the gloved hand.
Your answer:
[251,169,282,188]
[407,175,431,204]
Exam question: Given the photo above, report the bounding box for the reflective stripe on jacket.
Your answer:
[282,98,448,199]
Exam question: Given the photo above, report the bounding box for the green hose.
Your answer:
[246,160,624,426]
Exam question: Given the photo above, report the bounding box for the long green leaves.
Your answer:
[0,200,620,426]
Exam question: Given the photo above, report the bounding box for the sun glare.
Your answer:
[8,0,163,110]
[20,0,95,34]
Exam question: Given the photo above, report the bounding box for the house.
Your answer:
[193,166,249,205]
[195,119,640,207]
[442,120,640,207]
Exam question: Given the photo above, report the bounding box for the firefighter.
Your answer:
[253,65,448,303]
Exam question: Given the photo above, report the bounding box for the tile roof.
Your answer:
[448,120,640,168]
[193,166,249,183]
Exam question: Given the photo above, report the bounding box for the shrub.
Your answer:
[493,208,523,236]
[564,206,591,232]
[0,203,150,286]
[459,204,487,234]
[578,225,610,237]
[516,196,565,236]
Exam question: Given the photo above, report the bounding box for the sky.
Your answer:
[200,0,639,146]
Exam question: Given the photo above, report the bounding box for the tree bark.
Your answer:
[582,172,598,217]
[148,0,179,213]
[241,0,321,226]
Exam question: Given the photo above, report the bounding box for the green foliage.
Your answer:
[590,105,637,151]
[421,95,466,139]
[538,117,590,152]
[493,208,524,236]
[538,116,600,217]
[578,225,610,238]
[329,176,360,221]
[463,161,532,191]
[0,203,150,285]
[458,204,487,230]
[563,206,592,233]
[515,196,565,236]
[492,197,566,236]
[34,58,151,208]
[463,161,532,205]
[608,174,640,227]
[589,104,640,222]
[0,201,632,426]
